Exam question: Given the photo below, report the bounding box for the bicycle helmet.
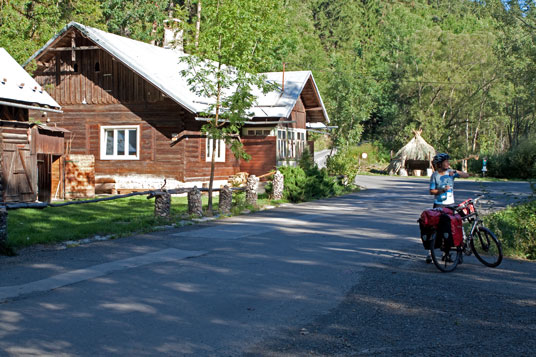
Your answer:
[432,153,450,168]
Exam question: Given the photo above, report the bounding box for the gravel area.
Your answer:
[246,249,536,356]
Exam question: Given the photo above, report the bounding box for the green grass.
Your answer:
[6,192,290,249]
[483,198,536,260]
[7,195,219,248]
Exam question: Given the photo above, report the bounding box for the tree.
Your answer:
[0,0,102,63]
[180,0,283,214]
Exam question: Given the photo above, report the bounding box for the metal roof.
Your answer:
[251,71,329,122]
[25,22,328,122]
[0,48,61,111]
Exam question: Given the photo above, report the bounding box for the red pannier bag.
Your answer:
[418,209,443,249]
[419,209,442,228]
[438,212,464,248]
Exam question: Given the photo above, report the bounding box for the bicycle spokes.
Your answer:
[470,227,503,267]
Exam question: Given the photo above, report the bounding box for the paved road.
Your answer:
[314,149,333,169]
[0,176,534,356]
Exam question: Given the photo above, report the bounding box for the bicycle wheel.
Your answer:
[429,232,461,273]
[470,226,503,267]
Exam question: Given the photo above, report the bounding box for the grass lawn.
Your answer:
[6,193,287,248]
[8,195,212,248]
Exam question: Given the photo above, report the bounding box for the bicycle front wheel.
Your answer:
[430,232,461,273]
[470,226,503,267]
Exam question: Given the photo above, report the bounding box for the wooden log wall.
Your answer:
[240,137,277,177]
[32,33,240,184]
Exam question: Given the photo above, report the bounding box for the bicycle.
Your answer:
[427,196,503,273]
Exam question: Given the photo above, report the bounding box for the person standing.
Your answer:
[430,153,470,208]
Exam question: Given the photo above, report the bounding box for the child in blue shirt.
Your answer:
[429,153,470,208]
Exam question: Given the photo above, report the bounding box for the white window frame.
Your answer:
[277,128,307,160]
[100,125,140,160]
[242,127,274,137]
[276,127,307,161]
[206,137,226,162]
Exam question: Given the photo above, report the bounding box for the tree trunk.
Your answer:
[207,138,216,215]
[195,0,201,49]
[207,59,222,215]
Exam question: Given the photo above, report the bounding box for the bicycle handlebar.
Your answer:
[455,195,485,212]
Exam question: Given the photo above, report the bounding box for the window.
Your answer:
[244,127,273,137]
[277,128,306,160]
[206,137,225,162]
[100,125,140,160]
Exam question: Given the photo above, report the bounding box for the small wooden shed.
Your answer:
[0,121,68,202]
[0,47,64,203]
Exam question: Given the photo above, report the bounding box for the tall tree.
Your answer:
[180,0,283,213]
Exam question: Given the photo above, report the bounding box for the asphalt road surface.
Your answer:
[0,175,534,356]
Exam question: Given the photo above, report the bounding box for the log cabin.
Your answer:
[0,48,66,203]
[25,22,329,193]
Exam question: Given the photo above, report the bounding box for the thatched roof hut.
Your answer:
[387,130,435,176]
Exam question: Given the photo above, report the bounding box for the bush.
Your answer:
[486,139,536,179]
[326,147,360,184]
[484,197,536,260]
[275,164,345,203]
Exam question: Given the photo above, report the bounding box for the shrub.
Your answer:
[275,163,345,203]
[326,146,360,184]
[484,198,536,260]
[486,139,536,179]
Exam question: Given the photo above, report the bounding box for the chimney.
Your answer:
[163,19,183,52]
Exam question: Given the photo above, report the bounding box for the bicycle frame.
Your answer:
[458,196,484,250]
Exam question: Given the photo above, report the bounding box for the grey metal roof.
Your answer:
[252,71,329,122]
[0,48,61,111]
[25,22,328,122]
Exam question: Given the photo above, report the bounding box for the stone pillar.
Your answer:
[188,186,203,216]
[272,170,284,200]
[154,191,171,219]
[219,185,232,215]
[246,175,258,206]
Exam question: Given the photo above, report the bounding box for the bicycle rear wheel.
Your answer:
[429,232,461,273]
[470,226,503,267]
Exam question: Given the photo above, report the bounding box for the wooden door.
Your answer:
[37,154,52,202]
[2,143,37,202]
